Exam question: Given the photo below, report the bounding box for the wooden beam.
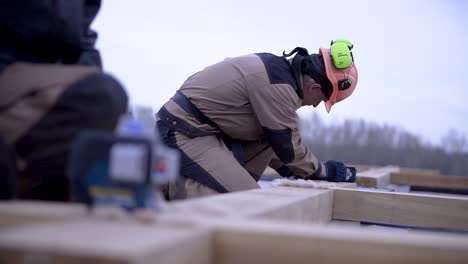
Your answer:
[3,215,468,264]
[0,221,211,264]
[0,201,86,227]
[210,220,468,264]
[2,185,468,264]
[347,164,378,172]
[332,188,468,230]
[353,166,468,192]
[356,166,400,188]
[391,171,468,191]
[399,167,440,175]
[167,186,336,224]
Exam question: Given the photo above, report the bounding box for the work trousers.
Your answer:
[157,120,273,200]
[0,63,128,201]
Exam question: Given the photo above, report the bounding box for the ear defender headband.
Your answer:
[330,39,354,90]
[282,47,311,99]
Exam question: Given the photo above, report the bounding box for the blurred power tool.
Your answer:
[68,107,179,211]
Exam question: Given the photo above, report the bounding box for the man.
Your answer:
[157,39,358,200]
[0,0,128,201]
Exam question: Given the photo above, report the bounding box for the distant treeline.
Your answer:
[299,113,468,176]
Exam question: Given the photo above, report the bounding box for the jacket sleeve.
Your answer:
[248,83,321,178]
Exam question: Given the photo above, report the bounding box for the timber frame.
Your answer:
[1,166,468,263]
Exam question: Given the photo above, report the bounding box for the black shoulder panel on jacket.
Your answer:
[263,127,294,164]
[256,53,298,91]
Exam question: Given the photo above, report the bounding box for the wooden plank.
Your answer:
[391,172,468,190]
[3,215,468,264]
[210,220,468,264]
[399,167,440,175]
[356,166,400,188]
[2,186,468,264]
[347,164,378,172]
[0,201,87,227]
[332,188,468,230]
[166,186,335,224]
[0,221,211,264]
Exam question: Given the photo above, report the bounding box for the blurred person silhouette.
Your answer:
[157,39,358,200]
[0,0,128,201]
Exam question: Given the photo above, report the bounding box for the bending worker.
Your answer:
[157,39,358,200]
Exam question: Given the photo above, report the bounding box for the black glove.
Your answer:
[323,160,356,182]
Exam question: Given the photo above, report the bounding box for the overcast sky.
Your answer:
[93,0,468,145]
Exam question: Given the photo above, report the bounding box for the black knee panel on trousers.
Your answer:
[0,138,16,199]
[16,73,128,201]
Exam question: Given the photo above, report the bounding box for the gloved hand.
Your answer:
[323,160,356,182]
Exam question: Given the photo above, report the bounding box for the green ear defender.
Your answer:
[332,39,353,49]
[330,39,354,69]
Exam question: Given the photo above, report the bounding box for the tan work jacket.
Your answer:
[159,53,320,178]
